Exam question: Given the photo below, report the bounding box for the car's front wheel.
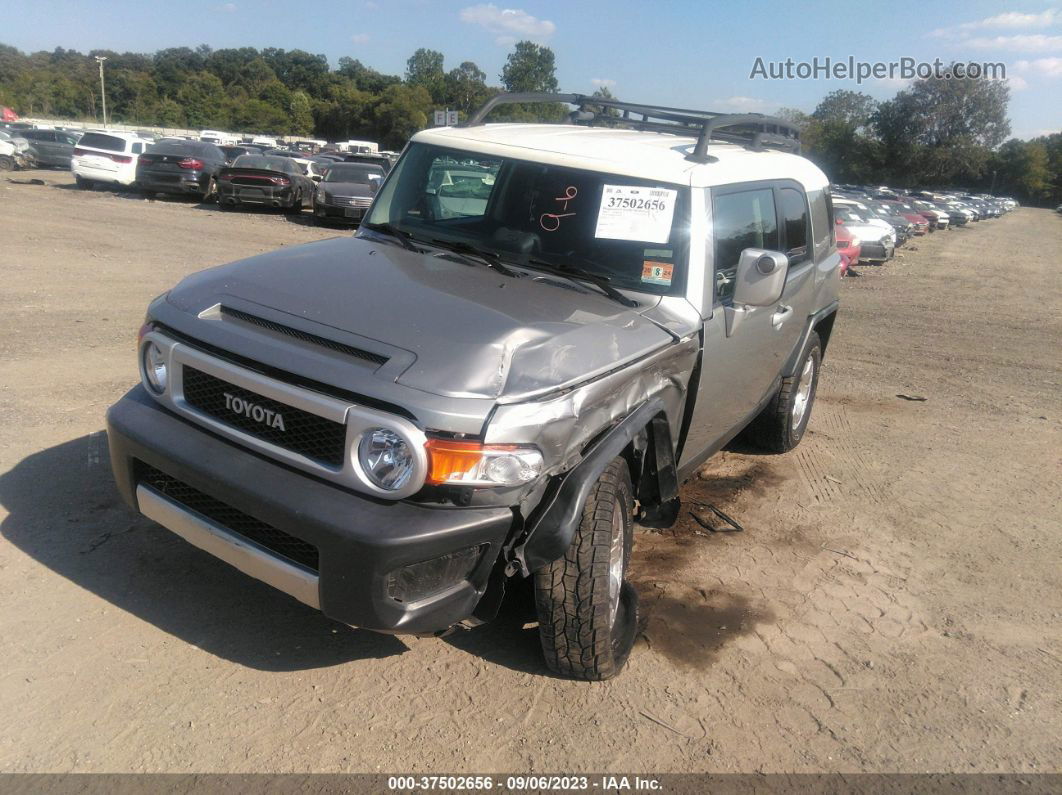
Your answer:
[0,155,14,171]
[534,456,638,680]
[745,331,822,453]
[75,176,93,190]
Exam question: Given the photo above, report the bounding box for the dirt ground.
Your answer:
[0,170,1059,774]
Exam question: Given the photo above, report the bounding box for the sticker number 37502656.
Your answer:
[595,185,677,244]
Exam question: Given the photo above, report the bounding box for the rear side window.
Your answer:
[712,188,778,302]
[780,187,810,264]
[78,133,126,152]
[808,188,833,260]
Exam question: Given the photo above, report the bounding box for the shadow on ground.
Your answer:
[0,433,407,672]
[1,433,777,677]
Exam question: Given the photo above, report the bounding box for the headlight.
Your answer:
[425,440,543,487]
[358,428,415,491]
[141,341,167,394]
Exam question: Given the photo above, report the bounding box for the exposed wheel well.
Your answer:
[813,310,837,357]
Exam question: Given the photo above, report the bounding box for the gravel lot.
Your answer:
[1,170,1059,774]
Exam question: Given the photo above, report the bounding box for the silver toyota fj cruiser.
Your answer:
[106,93,839,680]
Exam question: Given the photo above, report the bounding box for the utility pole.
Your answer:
[95,56,108,127]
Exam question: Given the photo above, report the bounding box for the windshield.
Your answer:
[362,143,690,296]
[325,164,384,183]
[78,132,127,152]
[833,208,864,224]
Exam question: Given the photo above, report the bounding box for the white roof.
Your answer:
[412,124,829,191]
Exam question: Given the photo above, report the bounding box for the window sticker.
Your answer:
[641,261,674,286]
[595,185,678,244]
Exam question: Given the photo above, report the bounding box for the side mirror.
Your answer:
[732,249,788,307]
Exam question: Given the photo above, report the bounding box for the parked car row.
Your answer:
[3,125,387,227]
[828,184,1018,275]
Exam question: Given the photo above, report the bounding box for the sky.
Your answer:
[2,0,1060,139]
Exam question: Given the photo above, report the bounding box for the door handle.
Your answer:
[771,305,793,329]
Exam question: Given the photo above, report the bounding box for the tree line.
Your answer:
[0,41,560,150]
[0,42,1058,204]
[783,82,1061,206]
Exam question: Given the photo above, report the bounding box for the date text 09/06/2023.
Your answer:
[387,775,662,791]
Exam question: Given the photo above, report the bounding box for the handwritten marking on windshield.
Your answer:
[540,186,578,232]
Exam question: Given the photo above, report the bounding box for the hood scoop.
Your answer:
[218,305,389,368]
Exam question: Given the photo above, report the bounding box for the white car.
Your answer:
[831,205,895,263]
[71,131,149,189]
[0,131,34,169]
[832,197,897,245]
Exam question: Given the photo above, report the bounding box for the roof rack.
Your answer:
[461,92,801,160]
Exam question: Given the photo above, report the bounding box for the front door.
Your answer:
[678,181,816,470]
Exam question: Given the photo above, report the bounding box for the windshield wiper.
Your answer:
[524,258,638,308]
[428,238,519,278]
[360,222,421,252]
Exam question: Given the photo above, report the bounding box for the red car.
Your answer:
[883,200,930,235]
[836,224,861,276]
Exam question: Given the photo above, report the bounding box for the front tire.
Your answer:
[534,457,638,680]
[744,332,821,453]
[0,155,14,171]
[75,176,93,190]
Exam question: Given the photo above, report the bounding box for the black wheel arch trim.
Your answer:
[511,398,672,576]
[783,300,838,377]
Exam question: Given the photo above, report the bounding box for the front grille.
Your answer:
[181,366,347,468]
[139,464,319,571]
[220,306,388,367]
[333,195,373,208]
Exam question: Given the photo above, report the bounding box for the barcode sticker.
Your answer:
[595,185,677,244]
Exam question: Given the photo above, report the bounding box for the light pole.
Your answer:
[95,56,108,127]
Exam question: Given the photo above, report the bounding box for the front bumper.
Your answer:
[106,386,515,634]
[137,172,206,195]
[218,184,295,206]
[859,240,894,262]
[314,201,368,223]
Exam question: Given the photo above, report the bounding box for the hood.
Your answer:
[843,223,886,239]
[164,235,673,400]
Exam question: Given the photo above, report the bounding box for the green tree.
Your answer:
[444,61,488,113]
[500,41,558,93]
[498,41,562,121]
[289,90,314,136]
[155,97,185,127]
[337,57,401,94]
[873,71,1010,185]
[803,91,881,183]
[811,89,877,130]
[231,98,289,135]
[372,83,431,149]
[405,48,446,104]
[177,71,229,128]
[995,139,1052,203]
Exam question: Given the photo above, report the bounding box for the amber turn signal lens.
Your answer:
[424,439,543,487]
